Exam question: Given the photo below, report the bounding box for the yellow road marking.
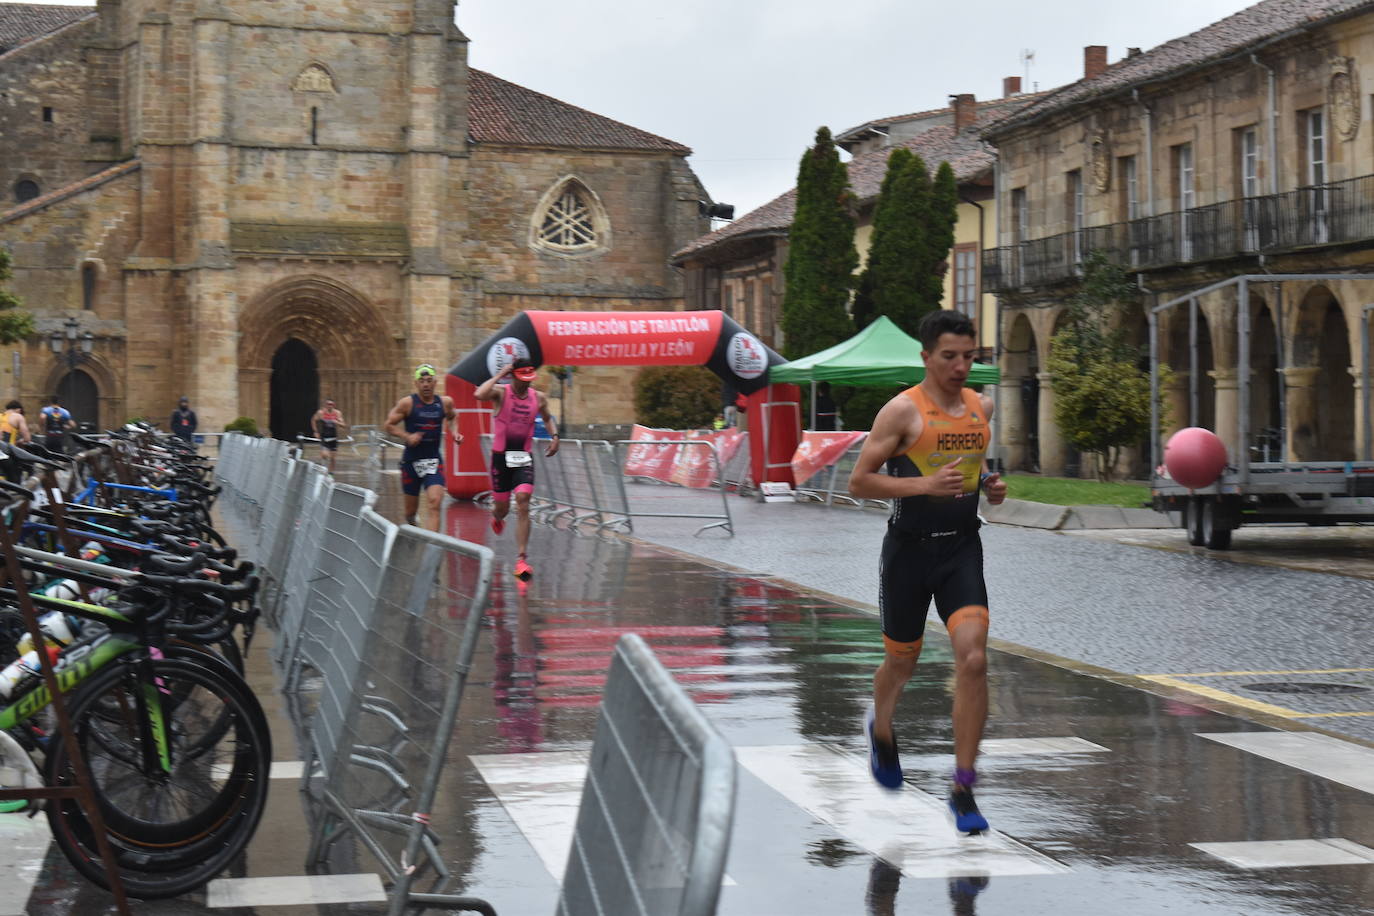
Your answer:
[1144,667,1374,678]
[1139,675,1303,718]
[1140,674,1374,719]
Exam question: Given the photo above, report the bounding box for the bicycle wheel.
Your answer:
[45,655,272,899]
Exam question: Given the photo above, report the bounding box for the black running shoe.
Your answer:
[948,786,989,833]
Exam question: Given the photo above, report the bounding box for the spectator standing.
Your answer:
[170,397,198,444]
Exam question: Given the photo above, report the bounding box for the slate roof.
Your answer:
[837,92,1047,146]
[0,2,91,55]
[674,113,1008,261]
[468,69,690,154]
[985,0,1374,136]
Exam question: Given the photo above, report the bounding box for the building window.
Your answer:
[1303,108,1328,243]
[743,278,756,331]
[14,179,39,203]
[42,107,53,123]
[82,262,99,311]
[953,243,978,317]
[1011,187,1029,244]
[1173,143,1195,260]
[1236,126,1261,250]
[1066,169,1084,262]
[1118,156,1139,221]
[530,177,610,256]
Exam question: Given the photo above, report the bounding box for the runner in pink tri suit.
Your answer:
[475,358,560,580]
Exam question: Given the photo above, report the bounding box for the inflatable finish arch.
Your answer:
[444,310,801,498]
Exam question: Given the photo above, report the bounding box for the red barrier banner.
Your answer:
[622,425,684,479]
[668,429,744,489]
[791,431,866,486]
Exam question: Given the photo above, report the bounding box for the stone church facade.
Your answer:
[0,0,709,437]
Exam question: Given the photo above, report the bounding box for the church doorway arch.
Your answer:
[57,369,99,430]
[269,339,319,441]
[238,276,398,438]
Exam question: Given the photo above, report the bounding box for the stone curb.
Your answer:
[980,497,1173,530]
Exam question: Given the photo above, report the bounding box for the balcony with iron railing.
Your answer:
[983,173,1374,294]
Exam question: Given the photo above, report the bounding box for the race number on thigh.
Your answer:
[504,450,532,467]
[413,458,440,477]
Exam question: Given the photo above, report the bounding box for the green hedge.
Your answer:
[633,366,720,430]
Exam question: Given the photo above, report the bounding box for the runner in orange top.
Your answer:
[848,310,1008,834]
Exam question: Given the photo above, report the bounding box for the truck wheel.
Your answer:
[1186,497,1206,546]
[1202,500,1232,550]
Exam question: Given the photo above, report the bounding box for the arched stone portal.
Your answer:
[1000,312,1038,472]
[1286,285,1351,460]
[57,369,99,431]
[238,276,398,438]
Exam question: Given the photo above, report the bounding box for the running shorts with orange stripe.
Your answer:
[878,525,988,646]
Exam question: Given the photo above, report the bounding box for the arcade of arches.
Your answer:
[238,278,398,440]
[997,277,1374,476]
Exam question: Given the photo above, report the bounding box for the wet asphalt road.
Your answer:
[13,455,1374,914]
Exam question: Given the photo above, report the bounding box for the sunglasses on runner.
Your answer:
[513,366,537,381]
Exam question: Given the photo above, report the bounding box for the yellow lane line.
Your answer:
[1144,667,1374,678]
[1297,711,1374,718]
[1138,675,1302,718]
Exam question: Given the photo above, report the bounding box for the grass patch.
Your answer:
[1003,474,1150,508]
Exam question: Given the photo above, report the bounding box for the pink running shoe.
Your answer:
[513,556,533,581]
[491,515,505,536]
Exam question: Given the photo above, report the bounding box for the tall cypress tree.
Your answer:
[781,127,857,359]
[921,160,960,316]
[856,148,926,334]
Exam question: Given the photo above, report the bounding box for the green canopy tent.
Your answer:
[769,315,1000,427]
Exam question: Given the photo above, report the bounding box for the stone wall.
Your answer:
[0,19,100,207]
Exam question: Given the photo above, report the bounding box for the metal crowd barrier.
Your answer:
[615,439,733,536]
[793,437,890,510]
[214,435,498,916]
[558,633,736,916]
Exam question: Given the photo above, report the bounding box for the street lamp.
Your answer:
[50,316,94,369]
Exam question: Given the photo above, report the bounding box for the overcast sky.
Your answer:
[27,0,1260,217]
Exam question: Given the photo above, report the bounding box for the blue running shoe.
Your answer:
[865,705,902,790]
[948,786,989,834]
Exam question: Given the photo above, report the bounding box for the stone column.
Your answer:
[996,377,1027,471]
[1208,367,1241,458]
[1036,372,1066,476]
[1352,366,1371,461]
[1282,367,1321,461]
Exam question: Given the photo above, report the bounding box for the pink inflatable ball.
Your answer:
[1164,427,1229,490]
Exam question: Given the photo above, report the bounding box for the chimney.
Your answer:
[952,94,977,132]
[1003,76,1022,98]
[1084,45,1108,80]
[1127,47,1142,58]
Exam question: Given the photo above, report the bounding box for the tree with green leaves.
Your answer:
[1047,249,1171,480]
[0,249,35,344]
[781,127,857,359]
[852,152,960,338]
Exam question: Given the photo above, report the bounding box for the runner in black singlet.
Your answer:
[848,310,1008,834]
[385,365,461,528]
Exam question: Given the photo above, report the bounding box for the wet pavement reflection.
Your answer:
[12,459,1374,914]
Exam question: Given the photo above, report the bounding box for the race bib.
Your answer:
[504,450,532,468]
[412,458,440,477]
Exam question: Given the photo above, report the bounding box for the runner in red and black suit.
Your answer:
[848,309,1009,834]
[475,358,559,581]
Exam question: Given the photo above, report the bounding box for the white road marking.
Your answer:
[0,814,50,916]
[206,873,386,907]
[470,750,588,880]
[979,737,1109,756]
[211,760,311,780]
[1191,838,1374,869]
[470,750,737,885]
[1198,731,1374,795]
[735,745,1069,879]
